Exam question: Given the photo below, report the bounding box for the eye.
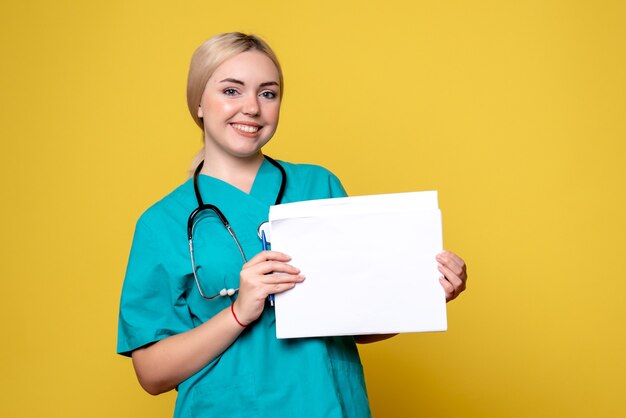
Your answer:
[260,90,277,100]
[223,88,239,96]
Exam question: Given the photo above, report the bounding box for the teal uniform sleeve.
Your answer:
[117,218,193,357]
[328,172,348,198]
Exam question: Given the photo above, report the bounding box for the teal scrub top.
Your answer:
[117,160,371,418]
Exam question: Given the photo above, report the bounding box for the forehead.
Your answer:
[209,50,280,84]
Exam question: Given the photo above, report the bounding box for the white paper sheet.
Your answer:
[269,191,447,339]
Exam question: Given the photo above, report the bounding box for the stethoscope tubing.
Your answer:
[187,155,286,300]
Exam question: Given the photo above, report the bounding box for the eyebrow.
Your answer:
[219,78,279,88]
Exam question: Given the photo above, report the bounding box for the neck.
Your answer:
[200,151,265,194]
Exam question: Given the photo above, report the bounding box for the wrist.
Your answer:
[230,301,248,327]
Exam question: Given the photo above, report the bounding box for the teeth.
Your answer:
[232,124,259,133]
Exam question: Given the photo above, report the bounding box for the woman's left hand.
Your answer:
[436,251,467,302]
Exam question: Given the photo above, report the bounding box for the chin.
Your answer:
[230,148,264,159]
[233,142,271,158]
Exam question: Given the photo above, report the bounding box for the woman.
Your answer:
[117,32,467,418]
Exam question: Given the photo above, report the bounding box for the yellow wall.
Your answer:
[1,1,624,417]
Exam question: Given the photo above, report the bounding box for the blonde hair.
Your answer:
[186,33,284,173]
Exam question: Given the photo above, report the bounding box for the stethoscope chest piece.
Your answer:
[257,221,271,244]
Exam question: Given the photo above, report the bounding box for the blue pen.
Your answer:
[261,230,275,306]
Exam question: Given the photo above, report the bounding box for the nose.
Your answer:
[242,94,260,116]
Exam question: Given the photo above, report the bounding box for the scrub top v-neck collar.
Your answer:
[195,157,283,208]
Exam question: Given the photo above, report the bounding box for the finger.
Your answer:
[269,282,300,295]
[436,251,466,280]
[438,263,465,292]
[243,275,304,300]
[436,251,463,274]
[439,277,456,301]
[249,260,301,276]
[262,273,306,285]
[245,250,292,266]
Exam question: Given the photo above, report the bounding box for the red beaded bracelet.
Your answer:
[230,303,247,327]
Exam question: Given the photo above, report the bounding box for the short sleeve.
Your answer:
[328,172,348,198]
[116,219,193,357]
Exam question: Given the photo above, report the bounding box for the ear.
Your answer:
[197,104,204,119]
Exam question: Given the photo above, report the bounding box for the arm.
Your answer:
[131,251,304,395]
[132,305,245,395]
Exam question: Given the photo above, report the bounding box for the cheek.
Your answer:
[265,103,281,125]
[205,100,238,122]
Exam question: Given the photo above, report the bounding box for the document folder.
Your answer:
[269,191,447,339]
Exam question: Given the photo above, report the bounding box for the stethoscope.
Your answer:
[187,155,286,300]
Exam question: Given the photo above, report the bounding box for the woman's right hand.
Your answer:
[233,251,304,325]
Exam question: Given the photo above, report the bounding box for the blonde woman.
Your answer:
[117,32,467,418]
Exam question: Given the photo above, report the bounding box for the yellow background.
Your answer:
[1,1,625,417]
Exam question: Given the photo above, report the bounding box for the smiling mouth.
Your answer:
[231,123,260,134]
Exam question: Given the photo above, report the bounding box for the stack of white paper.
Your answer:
[269,191,447,339]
